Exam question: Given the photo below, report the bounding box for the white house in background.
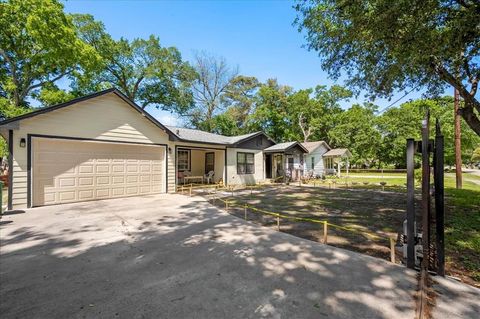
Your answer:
[0,88,351,210]
[301,141,331,177]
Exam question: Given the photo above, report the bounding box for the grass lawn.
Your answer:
[207,176,480,287]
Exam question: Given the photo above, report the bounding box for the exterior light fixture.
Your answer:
[168,147,172,154]
[19,138,26,148]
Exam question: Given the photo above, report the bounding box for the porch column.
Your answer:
[346,158,349,177]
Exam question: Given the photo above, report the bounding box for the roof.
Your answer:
[166,126,270,146]
[0,88,175,137]
[264,141,308,153]
[301,141,331,153]
[323,148,352,157]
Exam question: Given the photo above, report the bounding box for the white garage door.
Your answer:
[32,137,165,206]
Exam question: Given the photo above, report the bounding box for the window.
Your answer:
[311,157,315,170]
[178,149,190,171]
[205,152,215,173]
[237,152,255,174]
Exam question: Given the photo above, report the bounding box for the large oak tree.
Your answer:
[295,0,480,135]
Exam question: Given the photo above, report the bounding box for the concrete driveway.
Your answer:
[0,194,478,319]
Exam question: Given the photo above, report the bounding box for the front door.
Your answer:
[274,154,284,178]
[265,154,272,178]
[205,152,215,173]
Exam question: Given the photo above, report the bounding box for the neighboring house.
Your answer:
[301,141,331,177]
[0,89,349,210]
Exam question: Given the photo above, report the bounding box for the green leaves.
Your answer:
[0,0,100,107]
[295,0,480,135]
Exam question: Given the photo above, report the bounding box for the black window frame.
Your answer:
[237,152,255,175]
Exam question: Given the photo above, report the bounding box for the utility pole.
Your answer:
[454,88,462,189]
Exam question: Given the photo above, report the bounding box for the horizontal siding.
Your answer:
[226,148,264,185]
[10,93,170,209]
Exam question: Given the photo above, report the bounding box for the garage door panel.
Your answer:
[33,138,165,206]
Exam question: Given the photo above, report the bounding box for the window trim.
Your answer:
[237,152,255,175]
[177,149,191,171]
[205,152,215,173]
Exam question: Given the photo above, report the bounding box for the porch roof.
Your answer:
[263,142,308,153]
[323,148,352,158]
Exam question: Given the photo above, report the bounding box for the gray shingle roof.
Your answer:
[264,141,308,153]
[301,141,330,153]
[166,126,261,145]
[264,142,297,152]
[323,148,352,157]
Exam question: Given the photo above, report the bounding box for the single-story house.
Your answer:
[0,88,349,210]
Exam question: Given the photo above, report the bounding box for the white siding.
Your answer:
[226,148,264,185]
[303,144,329,177]
[10,93,170,208]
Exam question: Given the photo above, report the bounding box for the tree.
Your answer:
[472,147,480,163]
[289,85,351,142]
[250,79,297,142]
[328,103,381,167]
[71,15,196,113]
[295,0,480,135]
[0,0,99,107]
[190,52,238,131]
[377,97,480,167]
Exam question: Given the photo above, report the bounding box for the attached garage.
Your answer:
[32,137,166,206]
[0,88,175,209]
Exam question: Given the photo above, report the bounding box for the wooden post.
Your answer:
[299,180,301,187]
[406,138,416,269]
[189,184,192,197]
[323,221,328,244]
[181,185,184,194]
[390,237,396,263]
[250,186,253,195]
[277,214,280,231]
[244,204,247,220]
[435,120,445,276]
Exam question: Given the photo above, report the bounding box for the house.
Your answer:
[0,89,349,210]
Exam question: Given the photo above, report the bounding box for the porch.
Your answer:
[263,142,308,182]
[176,146,226,185]
[323,148,352,177]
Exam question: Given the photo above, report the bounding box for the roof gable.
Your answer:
[0,88,176,139]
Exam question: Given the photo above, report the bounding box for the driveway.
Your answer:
[0,194,478,318]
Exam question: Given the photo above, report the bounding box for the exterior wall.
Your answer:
[10,93,170,208]
[226,147,264,185]
[303,144,329,177]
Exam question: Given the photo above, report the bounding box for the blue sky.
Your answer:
[63,0,423,126]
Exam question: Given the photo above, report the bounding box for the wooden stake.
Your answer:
[277,214,280,231]
[390,237,396,263]
[189,184,192,197]
[244,204,247,220]
[323,221,328,244]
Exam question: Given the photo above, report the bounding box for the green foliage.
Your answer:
[71,14,196,113]
[295,0,480,135]
[327,103,381,166]
[472,148,480,163]
[0,98,31,157]
[377,97,480,167]
[0,0,100,107]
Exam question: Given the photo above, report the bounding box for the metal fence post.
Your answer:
[406,138,416,269]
